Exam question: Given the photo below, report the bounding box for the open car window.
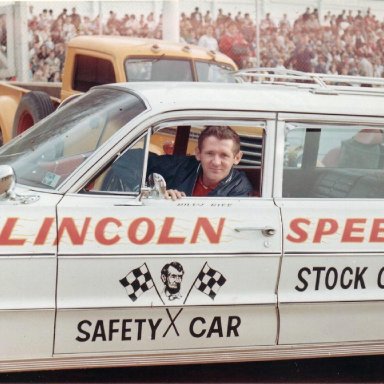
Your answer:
[86,122,265,197]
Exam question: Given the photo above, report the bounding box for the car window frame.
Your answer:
[63,110,276,195]
[275,113,384,199]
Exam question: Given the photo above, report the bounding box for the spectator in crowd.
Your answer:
[146,12,157,33]
[106,10,119,34]
[359,53,374,76]
[219,22,250,68]
[279,13,291,30]
[190,6,202,29]
[183,27,198,44]
[216,8,226,24]
[314,55,327,73]
[70,8,81,32]
[62,16,77,41]
[198,25,218,51]
[57,8,68,23]
[124,14,140,34]
[288,34,315,72]
[204,10,212,25]
[260,13,276,32]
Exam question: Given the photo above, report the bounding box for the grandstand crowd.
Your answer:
[26,4,384,81]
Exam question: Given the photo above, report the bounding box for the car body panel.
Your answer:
[1,80,384,371]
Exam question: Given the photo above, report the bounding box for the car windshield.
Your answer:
[125,58,235,82]
[0,88,146,190]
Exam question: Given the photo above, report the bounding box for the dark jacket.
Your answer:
[147,154,253,197]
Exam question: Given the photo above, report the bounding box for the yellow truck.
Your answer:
[0,35,237,146]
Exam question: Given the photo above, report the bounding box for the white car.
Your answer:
[1,72,384,372]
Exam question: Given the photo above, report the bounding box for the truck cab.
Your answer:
[61,36,237,100]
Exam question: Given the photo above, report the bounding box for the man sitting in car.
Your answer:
[147,125,253,199]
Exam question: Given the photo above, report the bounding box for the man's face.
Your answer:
[195,136,242,187]
[163,266,183,294]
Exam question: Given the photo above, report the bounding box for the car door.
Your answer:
[0,190,60,360]
[53,114,283,359]
[276,115,384,345]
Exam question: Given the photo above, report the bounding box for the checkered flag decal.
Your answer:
[194,263,226,300]
[120,263,154,302]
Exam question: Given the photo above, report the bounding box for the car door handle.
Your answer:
[234,226,276,237]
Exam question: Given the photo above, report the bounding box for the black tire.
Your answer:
[12,91,55,137]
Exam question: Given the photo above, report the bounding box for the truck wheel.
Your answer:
[12,91,55,136]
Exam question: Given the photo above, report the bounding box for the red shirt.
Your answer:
[193,176,216,196]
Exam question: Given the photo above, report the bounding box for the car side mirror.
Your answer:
[0,165,16,199]
[141,173,167,199]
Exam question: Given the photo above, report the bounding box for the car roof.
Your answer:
[68,36,236,68]
[106,81,384,118]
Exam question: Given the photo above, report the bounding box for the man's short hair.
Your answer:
[198,126,241,154]
[161,261,184,278]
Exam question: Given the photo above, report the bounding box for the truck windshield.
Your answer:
[126,58,193,81]
[195,62,237,83]
[125,58,235,82]
[0,88,146,190]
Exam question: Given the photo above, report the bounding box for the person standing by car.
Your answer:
[147,125,253,199]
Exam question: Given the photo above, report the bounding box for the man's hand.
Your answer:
[165,189,186,200]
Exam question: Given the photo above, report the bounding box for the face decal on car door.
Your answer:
[119,261,226,304]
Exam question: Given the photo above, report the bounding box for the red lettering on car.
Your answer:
[128,217,155,245]
[341,218,366,242]
[34,217,55,245]
[286,218,310,243]
[313,218,338,243]
[95,217,122,245]
[55,217,91,245]
[190,217,225,244]
[157,217,186,244]
[370,218,384,242]
[0,217,26,245]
